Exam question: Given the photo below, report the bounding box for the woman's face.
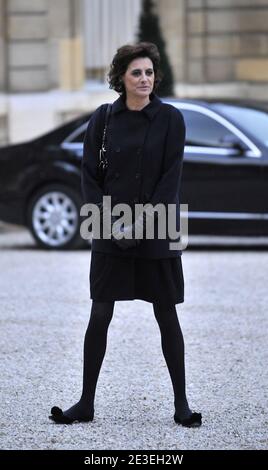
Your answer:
[121,57,155,100]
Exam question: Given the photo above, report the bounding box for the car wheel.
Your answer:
[27,184,86,249]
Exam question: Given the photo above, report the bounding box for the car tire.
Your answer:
[27,184,88,249]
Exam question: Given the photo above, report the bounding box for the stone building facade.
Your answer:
[0,0,268,144]
[157,0,268,99]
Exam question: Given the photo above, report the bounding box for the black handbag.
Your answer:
[97,103,112,187]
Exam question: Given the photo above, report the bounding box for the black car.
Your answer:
[0,99,268,249]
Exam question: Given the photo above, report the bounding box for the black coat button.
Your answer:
[137,148,142,155]
[115,147,121,153]
[115,172,120,178]
[135,173,141,179]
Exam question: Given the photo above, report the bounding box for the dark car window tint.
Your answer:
[215,105,268,148]
[181,109,237,147]
[69,130,85,143]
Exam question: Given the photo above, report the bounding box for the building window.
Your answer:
[83,0,141,82]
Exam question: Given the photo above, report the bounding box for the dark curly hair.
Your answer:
[107,42,163,96]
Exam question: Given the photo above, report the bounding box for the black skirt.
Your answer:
[89,252,184,308]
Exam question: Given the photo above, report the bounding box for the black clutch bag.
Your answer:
[97,103,112,187]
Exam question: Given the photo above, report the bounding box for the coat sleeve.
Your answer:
[149,106,185,206]
[81,104,106,205]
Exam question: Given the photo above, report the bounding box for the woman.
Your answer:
[50,42,201,427]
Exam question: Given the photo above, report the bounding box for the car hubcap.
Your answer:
[32,191,78,247]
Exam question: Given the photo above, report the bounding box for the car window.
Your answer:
[64,122,88,144]
[68,130,85,143]
[215,105,268,148]
[181,109,239,148]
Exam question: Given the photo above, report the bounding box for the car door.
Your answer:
[173,104,263,234]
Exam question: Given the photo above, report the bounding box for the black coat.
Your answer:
[81,93,185,258]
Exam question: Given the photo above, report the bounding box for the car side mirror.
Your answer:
[219,134,247,155]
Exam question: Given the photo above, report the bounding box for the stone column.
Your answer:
[6,0,49,92]
[0,0,7,91]
[155,0,187,82]
[48,0,85,90]
[185,0,207,83]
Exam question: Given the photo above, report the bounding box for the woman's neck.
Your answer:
[125,95,150,111]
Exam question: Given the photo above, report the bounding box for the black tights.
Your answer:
[153,303,191,419]
[62,301,191,421]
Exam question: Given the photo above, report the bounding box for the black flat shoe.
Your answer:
[49,406,94,424]
[174,412,202,427]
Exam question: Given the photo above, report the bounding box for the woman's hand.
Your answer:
[111,207,155,250]
[111,218,140,250]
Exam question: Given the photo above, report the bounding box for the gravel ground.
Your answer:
[0,228,267,450]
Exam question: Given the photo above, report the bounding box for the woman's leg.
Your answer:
[50,300,114,422]
[152,303,192,420]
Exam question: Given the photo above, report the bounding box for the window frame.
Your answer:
[165,102,261,158]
